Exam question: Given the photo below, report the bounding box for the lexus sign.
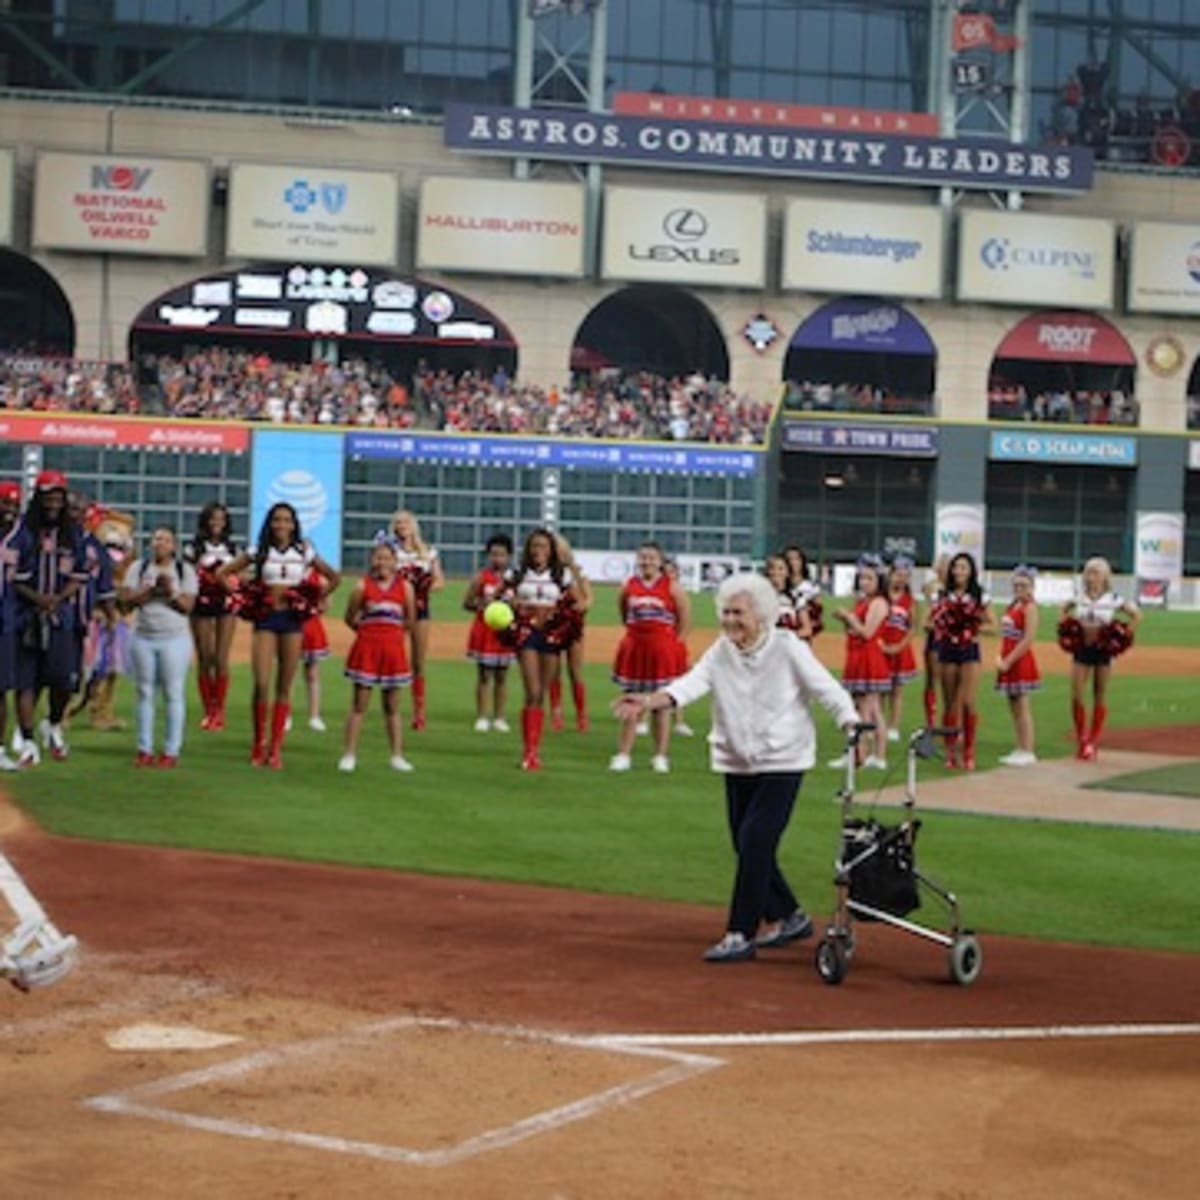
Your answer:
[600,185,766,287]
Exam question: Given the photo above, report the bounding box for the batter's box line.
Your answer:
[81,1016,724,1169]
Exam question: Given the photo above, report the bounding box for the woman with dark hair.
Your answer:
[184,501,238,731]
[935,552,994,770]
[503,527,580,771]
[831,557,890,769]
[218,503,340,768]
[782,544,822,640]
[463,532,516,732]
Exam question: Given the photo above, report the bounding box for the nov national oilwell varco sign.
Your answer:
[444,105,1093,193]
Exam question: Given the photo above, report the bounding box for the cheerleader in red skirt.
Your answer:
[463,533,515,733]
[880,556,918,743]
[664,557,694,739]
[935,553,995,771]
[299,568,331,733]
[831,558,890,769]
[995,565,1041,767]
[338,541,416,773]
[611,541,691,773]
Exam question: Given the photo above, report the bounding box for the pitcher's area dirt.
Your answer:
[3,810,1199,1198]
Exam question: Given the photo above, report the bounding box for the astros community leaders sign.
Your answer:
[443,104,1094,193]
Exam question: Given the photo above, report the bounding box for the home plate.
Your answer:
[105,1024,243,1052]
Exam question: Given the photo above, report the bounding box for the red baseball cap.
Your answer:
[0,481,20,503]
[35,469,69,492]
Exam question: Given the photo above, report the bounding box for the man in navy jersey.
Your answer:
[66,492,117,730]
[0,481,23,771]
[12,472,88,767]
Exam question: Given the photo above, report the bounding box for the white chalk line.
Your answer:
[582,1022,1200,1049]
[83,1016,724,1169]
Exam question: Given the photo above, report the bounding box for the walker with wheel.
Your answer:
[814,723,982,988]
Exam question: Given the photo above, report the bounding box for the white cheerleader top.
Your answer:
[790,579,821,606]
[1075,590,1125,626]
[187,538,236,572]
[375,531,438,579]
[512,566,573,609]
[253,540,315,586]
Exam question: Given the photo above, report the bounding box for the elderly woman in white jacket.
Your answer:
[616,571,859,963]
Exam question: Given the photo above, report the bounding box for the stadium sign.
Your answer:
[600,186,767,287]
[1134,512,1184,581]
[782,421,939,457]
[1127,221,1200,315]
[346,433,763,478]
[443,104,1094,193]
[0,148,13,246]
[988,430,1137,466]
[226,163,399,267]
[0,412,248,453]
[957,210,1115,309]
[789,298,936,356]
[417,177,586,277]
[782,199,943,298]
[935,503,986,567]
[32,152,209,256]
[251,430,344,570]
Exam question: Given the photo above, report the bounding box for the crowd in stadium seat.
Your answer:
[987,385,1140,426]
[0,352,774,444]
[782,380,934,417]
[0,356,140,414]
[1188,394,1200,430]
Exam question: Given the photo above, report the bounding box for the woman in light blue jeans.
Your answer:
[120,527,198,768]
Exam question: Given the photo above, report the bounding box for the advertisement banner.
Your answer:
[0,147,13,246]
[444,104,1093,193]
[1127,221,1200,315]
[573,549,744,593]
[601,186,767,288]
[782,199,944,298]
[1190,441,1200,471]
[418,177,586,278]
[0,412,247,453]
[32,152,209,256]
[251,430,344,570]
[613,92,940,136]
[957,210,1115,309]
[226,163,399,267]
[789,298,935,355]
[994,310,1134,364]
[345,433,762,478]
[935,503,986,567]
[988,430,1137,466]
[782,421,939,457]
[1134,512,1184,581]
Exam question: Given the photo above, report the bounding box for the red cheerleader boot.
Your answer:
[267,701,290,770]
[963,712,978,771]
[212,673,230,731]
[573,681,589,732]
[1085,705,1107,761]
[198,675,214,731]
[922,687,937,731]
[250,701,268,766]
[1072,701,1088,759]
[549,679,564,732]
[411,677,426,731]
[521,705,544,770]
[942,710,959,769]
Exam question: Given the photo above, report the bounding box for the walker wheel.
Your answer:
[948,933,983,987]
[815,936,849,986]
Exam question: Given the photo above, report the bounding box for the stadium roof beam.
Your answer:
[0,15,90,92]
[114,0,271,96]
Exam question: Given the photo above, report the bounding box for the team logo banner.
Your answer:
[957,210,1115,309]
[1127,221,1200,315]
[0,148,13,247]
[782,421,939,457]
[783,199,943,297]
[32,152,209,256]
[418,177,586,278]
[601,186,767,287]
[226,163,399,267]
[444,104,1093,193]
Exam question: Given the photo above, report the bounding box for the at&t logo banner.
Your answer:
[251,430,344,569]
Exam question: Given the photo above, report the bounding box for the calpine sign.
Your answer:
[443,104,1093,193]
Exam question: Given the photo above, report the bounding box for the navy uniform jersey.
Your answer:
[13,525,89,632]
[0,522,21,636]
[75,531,115,627]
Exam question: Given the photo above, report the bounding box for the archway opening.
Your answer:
[1186,355,1200,429]
[570,285,730,382]
[988,310,1137,425]
[0,250,75,355]
[782,298,936,416]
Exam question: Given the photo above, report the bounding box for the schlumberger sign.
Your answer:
[443,104,1094,193]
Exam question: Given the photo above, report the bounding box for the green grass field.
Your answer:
[6,608,1199,953]
[1084,761,1200,799]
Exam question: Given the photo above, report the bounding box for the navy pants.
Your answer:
[723,772,804,938]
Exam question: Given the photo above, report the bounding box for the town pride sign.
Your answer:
[444,104,1094,194]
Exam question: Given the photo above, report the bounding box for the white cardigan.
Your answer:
[665,629,858,774]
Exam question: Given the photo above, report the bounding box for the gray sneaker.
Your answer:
[702,932,757,963]
[755,909,815,949]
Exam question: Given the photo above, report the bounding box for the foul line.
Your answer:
[583,1022,1200,1049]
[83,1016,723,1169]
